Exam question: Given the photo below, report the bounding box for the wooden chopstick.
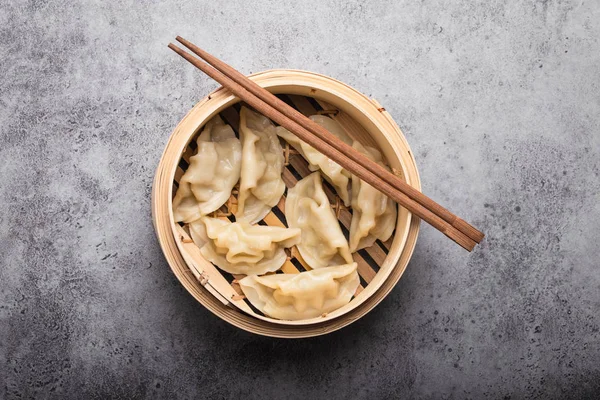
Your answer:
[168,41,481,251]
[175,37,484,245]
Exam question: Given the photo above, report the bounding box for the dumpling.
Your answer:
[348,142,397,252]
[239,263,359,320]
[285,172,353,269]
[235,107,286,224]
[172,115,241,223]
[276,115,353,206]
[189,217,300,275]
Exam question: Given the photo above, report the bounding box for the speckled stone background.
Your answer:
[1,0,599,398]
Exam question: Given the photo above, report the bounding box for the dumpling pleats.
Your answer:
[285,172,353,269]
[235,107,285,224]
[172,115,242,223]
[239,263,360,320]
[189,217,300,275]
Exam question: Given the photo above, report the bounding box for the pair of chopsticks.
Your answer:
[168,37,484,251]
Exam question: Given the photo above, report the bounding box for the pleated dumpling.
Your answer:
[235,107,286,224]
[276,115,353,206]
[239,263,359,320]
[172,115,242,223]
[348,142,397,252]
[189,217,301,275]
[285,172,353,269]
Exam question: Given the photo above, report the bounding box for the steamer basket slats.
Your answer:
[153,70,420,337]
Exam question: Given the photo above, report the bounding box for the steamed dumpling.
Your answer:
[276,115,353,206]
[172,115,241,223]
[235,107,285,224]
[189,217,300,275]
[348,142,397,252]
[239,263,359,320]
[285,172,353,269]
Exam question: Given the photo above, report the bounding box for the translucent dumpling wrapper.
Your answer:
[239,263,360,320]
[189,217,301,275]
[276,115,353,206]
[235,107,286,224]
[172,115,242,223]
[348,142,397,252]
[285,172,353,269]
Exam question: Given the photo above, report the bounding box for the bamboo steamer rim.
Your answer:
[152,69,421,337]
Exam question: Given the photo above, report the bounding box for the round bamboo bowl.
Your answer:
[152,69,421,338]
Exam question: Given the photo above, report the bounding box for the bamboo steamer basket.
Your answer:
[152,69,421,338]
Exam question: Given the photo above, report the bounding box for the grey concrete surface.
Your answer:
[1,0,599,398]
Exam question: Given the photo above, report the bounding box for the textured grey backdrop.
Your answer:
[1,0,599,399]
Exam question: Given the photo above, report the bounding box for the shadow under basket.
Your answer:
[152,69,421,338]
